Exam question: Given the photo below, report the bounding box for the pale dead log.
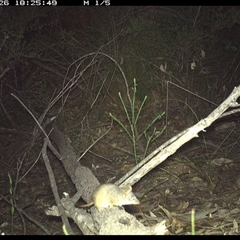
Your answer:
[44,123,167,235]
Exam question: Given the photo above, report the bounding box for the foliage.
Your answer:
[110,78,165,163]
[8,173,15,235]
[1,7,240,114]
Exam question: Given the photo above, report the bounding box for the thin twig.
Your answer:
[77,119,113,162]
[42,138,74,235]
[11,93,49,139]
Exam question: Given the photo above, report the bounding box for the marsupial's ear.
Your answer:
[122,185,132,195]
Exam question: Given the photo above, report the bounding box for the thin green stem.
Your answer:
[110,78,165,164]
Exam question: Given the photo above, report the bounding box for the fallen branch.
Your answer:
[116,85,240,187]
